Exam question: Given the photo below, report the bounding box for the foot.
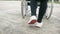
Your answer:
[28,16,37,24]
[35,22,43,28]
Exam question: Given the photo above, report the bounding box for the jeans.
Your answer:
[30,0,48,23]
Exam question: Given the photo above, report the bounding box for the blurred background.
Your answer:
[0,0,60,34]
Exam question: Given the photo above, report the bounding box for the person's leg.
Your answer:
[30,0,37,16]
[35,0,48,28]
[37,0,48,23]
[28,0,37,24]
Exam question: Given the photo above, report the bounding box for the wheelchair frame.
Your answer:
[21,0,54,20]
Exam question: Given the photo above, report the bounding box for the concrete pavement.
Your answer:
[0,1,60,34]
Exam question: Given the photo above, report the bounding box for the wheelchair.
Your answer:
[21,0,54,20]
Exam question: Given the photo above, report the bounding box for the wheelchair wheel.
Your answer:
[45,1,53,20]
[21,0,28,18]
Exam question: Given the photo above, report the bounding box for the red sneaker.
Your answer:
[28,16,37,24]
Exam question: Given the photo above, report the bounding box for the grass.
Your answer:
[48,1,60,4]
[54,2,60,4]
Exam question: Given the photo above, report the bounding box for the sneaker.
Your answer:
[28,16,37,24]
[35,22,43,28]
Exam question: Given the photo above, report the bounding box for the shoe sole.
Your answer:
[35,26,40,28]
[28,20,37,24]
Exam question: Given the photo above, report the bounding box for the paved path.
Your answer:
[0,1,60,34]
